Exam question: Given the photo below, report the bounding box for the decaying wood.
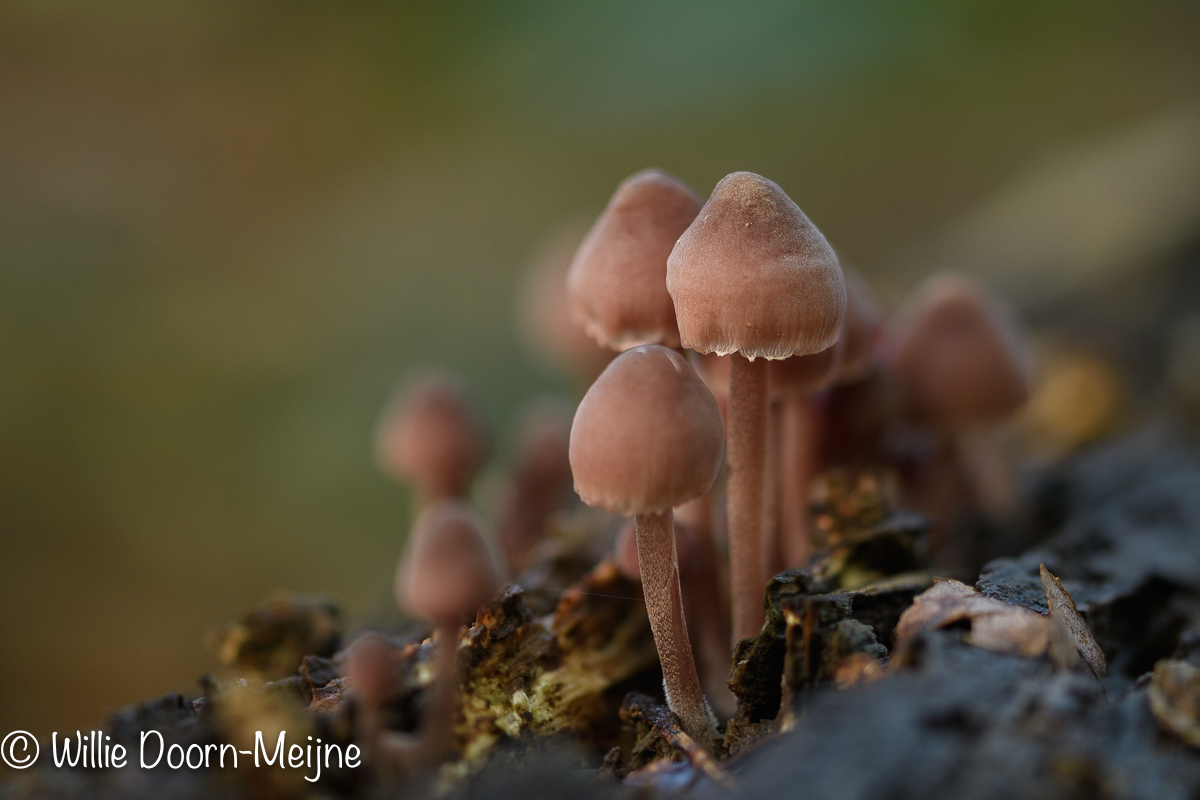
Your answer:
[618,693,733,791]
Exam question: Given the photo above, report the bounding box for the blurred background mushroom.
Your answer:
[394,500,502,764]
[882,275,1032,563]
[3,0,1200,737]
[493,396,576,573]
[375,372,491,511]
[566,169,700,352]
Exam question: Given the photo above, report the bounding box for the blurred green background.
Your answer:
[2,0,1199,736]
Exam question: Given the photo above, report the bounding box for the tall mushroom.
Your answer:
[567,169,701,352]
[884,274,1031,551]
[668,172,845,642]
[375,374,489,510]
[570,345,724,747]
[395,500,502,761]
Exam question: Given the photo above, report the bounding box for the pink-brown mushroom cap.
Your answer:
[570,345,725,516]
[568,170,701,351]
[667,171,846,360]
[396,500,502,625]
[376,374,489,501]
[887,274,1031,427]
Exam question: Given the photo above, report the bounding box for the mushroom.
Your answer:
[375,373,489,510]
[567,169,701,352]
[667,172,845,642]
[614,518,736,718]
[343,634,403,767]
[495,397,576,573]
[770,269,882,572]
[570,344,724,747]
[395,500,503,761]
[883,275,1031,552]
[515,222,615,387]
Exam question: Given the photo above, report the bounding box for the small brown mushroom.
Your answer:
[668,171,845,642]
[570,345,724,748]
[495,397,576,573]
[568,169,701,351]
[343,634,403,766]
[395,500,502,762]
[375,373,489,510]
[884,275,1031,551]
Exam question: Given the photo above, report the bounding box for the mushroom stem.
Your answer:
[954,426,1024,521]
[634,510,718,749]
[763,400,783,580]
[779,394,821,568]
[728,353,768,643]
[413,623,461,762]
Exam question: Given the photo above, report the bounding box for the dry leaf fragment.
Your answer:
[1149,659,1200,748]
[1040,564,1107,678]
[895,579,1054,658]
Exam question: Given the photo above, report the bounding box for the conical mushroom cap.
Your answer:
[888,275,1030,426]
[375,373,488,501]
[768,269,880,398]
[570,345,724,516]
[396,500,502,624]
[667,171,846,360]
[568,170,701,351]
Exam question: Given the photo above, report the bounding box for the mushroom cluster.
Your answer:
[352,167,1033,775]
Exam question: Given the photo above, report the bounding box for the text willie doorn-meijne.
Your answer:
[53,729,360,783]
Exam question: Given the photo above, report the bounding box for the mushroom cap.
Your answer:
[567,170,701,351]
[396,500,502,624]
[887,274,1031,426]
[570,345,724,516]
[768,267,883,398]
[516,223,616,382]
[667,171,846,360]
[375,373,489,500]
[343,634,397,706]
[614,517,699,582]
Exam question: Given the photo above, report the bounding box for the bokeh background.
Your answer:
[2,0,1199,737]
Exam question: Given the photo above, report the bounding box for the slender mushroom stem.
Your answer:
[635,510,718,748]
[762,399,783,580]
[728,353,768,643]
[954,426,1024,520]
[779,394,821,567]
[412,623,461,762]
